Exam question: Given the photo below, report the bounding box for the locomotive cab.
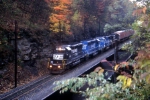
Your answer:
[49,43,85,74]
[49,45,72,73]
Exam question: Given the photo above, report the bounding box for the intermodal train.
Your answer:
[48,29,134,74]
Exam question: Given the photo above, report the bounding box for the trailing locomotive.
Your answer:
[81,39,99,59]
[48,29,134,74]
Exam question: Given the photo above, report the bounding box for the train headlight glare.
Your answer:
[50,65,52,68]
[58,66,61,68]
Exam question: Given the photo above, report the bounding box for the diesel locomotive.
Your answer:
[48,29,134,74]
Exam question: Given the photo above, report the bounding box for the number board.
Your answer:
[53,54,64,60]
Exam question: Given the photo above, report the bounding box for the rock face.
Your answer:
[13,29,54,72]
[1,28,73,75]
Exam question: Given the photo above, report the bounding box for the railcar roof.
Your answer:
[56,45,70,48]
[81,39,97,43]
[71,43,82,47]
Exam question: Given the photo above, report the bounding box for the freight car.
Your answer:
[113,29,134,42]
[48,29,134,74]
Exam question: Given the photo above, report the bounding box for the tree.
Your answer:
[49,0,72,34]
[53,1,150,99]
[104,0,136,34]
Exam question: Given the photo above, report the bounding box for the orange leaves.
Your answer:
[132,6,147,16]
[133,42,150,84]
[61,0,72,4]
[49,0,72,34]
[66,20,70,24]
[135,45,150,61]
[94,67,104,75]
[55,14,66,20]
[53,6,62,11]
[142,6,147,14]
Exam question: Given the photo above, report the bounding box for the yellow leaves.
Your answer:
[114,64,119,71]
[126,78,132,87]
[114,62,129,71]
[72,11,80,21]
[145,74,150,84]
[117,75,126,81]
[117,75,132,89]
[50,14,66,22]
[94,67,104,75]
[102,94,110,99]
[98,68,104,75]
[49,0,72,34]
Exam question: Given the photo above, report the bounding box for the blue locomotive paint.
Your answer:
[49,29,134,74]
[81,39,99,56]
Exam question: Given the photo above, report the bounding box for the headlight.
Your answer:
[58,66,61,69]
[50,65,52,68]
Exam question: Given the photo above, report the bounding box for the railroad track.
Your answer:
[0,74,60,100]
[0,40,133,100]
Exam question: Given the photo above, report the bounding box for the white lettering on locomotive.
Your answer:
[72,49,77,53]
[53,54,64,60]
[91,43,95,48]
[83,45,87,49]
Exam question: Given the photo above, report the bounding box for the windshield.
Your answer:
[53,60,63,64]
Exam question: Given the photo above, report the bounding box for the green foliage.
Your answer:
[54,66,150,100]
[105,0,136,32]
[104,23,123,33]
[0,0,50,31]
[54,72,122,100]
[53,2,150,97]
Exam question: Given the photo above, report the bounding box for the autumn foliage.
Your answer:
[133,6,147,16]
[49,0,72,34]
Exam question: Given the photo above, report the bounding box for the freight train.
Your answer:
[48,29,134,74]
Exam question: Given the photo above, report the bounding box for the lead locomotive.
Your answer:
[49,43,85,73]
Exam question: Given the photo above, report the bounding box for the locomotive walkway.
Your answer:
[0,40,132,100]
